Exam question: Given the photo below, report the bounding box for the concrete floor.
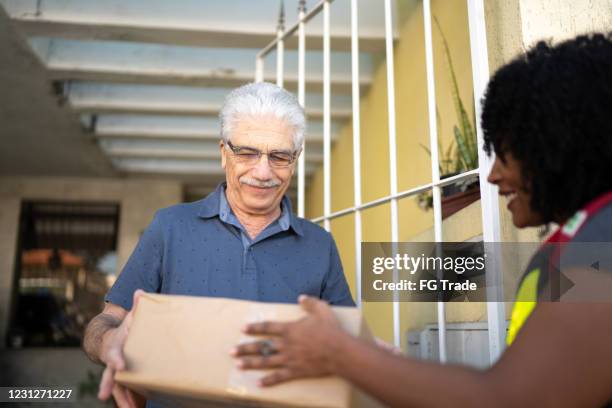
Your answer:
[0,347,111,407]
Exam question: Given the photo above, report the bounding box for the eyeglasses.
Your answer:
[225,140,299,168]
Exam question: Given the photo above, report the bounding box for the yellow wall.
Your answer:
[305,0,611,351]
[305,0,477,343]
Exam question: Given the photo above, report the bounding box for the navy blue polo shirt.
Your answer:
[105,183,355,310]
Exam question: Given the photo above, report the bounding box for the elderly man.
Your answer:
[83,82,354,408]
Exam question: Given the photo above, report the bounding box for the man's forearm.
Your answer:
[83,313,122,364]
[332,334,497,408]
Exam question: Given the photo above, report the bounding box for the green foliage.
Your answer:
[420,109,457,176]
[417,17,479,210]
[434,15,479,174]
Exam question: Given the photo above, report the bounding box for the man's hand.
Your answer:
[97,290,146,408]
[231,295,351,386]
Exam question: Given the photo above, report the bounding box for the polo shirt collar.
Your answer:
[197,183,304,237]
[196,183,223,219]
[283,193,304,237]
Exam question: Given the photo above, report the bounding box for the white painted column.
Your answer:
[467,0,505,364]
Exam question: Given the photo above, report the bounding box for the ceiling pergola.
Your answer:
[0,0,399,200]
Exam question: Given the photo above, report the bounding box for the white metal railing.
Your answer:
[350,0,363,309]
[422,0,447,362]
[383,0,402,348]
[254,0,504,361]
[276,2,285,88]
[322,0,331,232]
[297,0,307,218]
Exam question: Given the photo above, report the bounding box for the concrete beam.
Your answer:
[30,39,372,94]
[49,68,368,94]
[68,83,352,120]
[91,114,341,144]
[2,0,397,52]
[17,21,390,54]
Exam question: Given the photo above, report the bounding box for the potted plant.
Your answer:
[417,17,480,219]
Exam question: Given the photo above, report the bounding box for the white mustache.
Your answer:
[239,177,281,188]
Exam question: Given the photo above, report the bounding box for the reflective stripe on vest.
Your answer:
[506,268,540,346]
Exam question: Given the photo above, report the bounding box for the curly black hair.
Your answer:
[482,33,612,224]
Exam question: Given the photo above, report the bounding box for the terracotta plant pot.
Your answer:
[441,184,481,219]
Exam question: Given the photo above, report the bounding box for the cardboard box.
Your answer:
[115,293,381,408]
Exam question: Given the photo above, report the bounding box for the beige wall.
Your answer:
[484,0,612,245]
[0,176,182,347]
[485,0,612,72]
[519,0,612,48]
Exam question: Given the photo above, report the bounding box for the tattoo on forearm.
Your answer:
[83,313,122,364]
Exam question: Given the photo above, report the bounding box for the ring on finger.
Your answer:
[260,339,277,357]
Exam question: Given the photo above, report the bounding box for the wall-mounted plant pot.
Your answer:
[441,172,462,196]
[441,184,480,219]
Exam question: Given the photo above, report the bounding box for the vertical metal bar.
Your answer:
[276,39,284,87]
[276,1,285,88]
[467,0,505,364]
[297,0,307,218]
[351,0,363,309]
[323,0,331,232]
[383,0,400,347]
[423,0,447,363]
[255,57,264,83]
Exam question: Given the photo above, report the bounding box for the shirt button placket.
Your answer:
[242,246,249,275]
[245,246,257,275]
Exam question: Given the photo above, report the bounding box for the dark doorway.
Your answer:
[7,201,120,348]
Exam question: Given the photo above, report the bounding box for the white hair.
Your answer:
[219,82,306,149]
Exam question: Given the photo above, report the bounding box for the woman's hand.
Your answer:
[231,295,350,386]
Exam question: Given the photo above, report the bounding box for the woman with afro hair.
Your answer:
[232,33,612,407]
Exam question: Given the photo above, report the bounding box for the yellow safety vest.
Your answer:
[506,191,612,346]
